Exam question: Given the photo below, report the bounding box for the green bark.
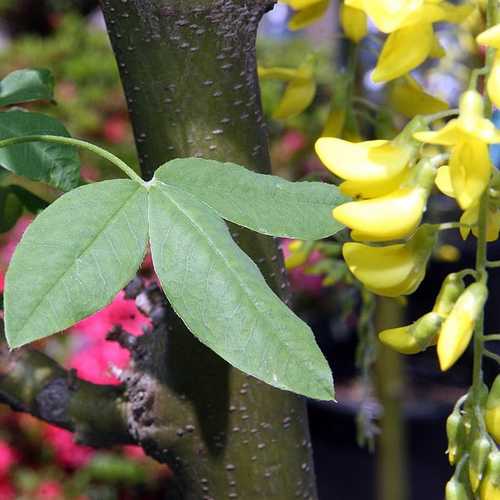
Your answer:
[101,1,319,498]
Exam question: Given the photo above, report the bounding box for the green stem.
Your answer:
[0,135,144,186]
[486,259,500,268]
[484,350,500,364]
[483,334,500,341]
[425,109,459,124]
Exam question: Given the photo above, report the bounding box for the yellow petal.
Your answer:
[343,242,415,290]
[372,23,434,83]
[315,138,409,182]
[435,165,455,197]
[288,0,330,30]
[334,188,426,241]
[273,76,316,120]
[437,283,487,371]
[477,24,500,49]
[345,0,424,33]
[390,75,448,118]
[340,167,410,199]
[449,139,492,210]
[379,326,422,354]
[414,120,464,146]
[258,66,303,81]
[340,4,368,43]
[487,53,500,110]
[460,205,478,240]
[429,32,446,58]
[322,108,346,138]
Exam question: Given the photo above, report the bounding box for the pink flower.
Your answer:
[35,481,64,500]
[74,291,149,341]
[280,239,325,296]
[0,215,33,268]
[0,442,17,478]
[0,479,15,500]
[43,425,94,469]
[103,114,129,144]
[122,445,146,460]
[69,340,130,385]
[281,130,306,154]
[0,272,4,294]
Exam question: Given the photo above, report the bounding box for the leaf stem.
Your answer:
[486,259,500,268]
[484,350,500,364]
[0,135,145,186]
[424,109,459,124]
[483,334,500,342]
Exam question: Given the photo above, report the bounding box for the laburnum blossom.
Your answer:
[436,282,487,371]
[258,57,316,120]
[415,90,500,209]
[345,0,473,82]
[316,116,427,200]
[389,74,449,118]
[486,375,500,445]
[342,224,437,297]
[477,24,500,108]
[280,0,330,31]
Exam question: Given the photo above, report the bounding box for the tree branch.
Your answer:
[0,331,133,447]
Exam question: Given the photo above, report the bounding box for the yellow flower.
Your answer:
[435,165,455,197]
[379,311,442,354]
[343,224,437,297]
[437,282,488,371]
[460,203,500,242]
[315,116,426,198]
[486,375,500,445]
[349,1,473,82]
[281,0,330,30]
[480,451,500,500]
[390,75,449,118]
[258,58,316,120]
[487,53,500,109]
[445,477,469,500]
[372,23,435,83]
[340,4,367,43]
[334,159,436,241]
[476,24,500,49]
[415,90,500,145]
[416,91,498,209]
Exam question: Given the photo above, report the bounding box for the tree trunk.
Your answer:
[100,1,319,498]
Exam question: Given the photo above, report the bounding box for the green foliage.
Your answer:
[5,180,149,348]
[4,156,345,400]
[0,69,54,107]
[149,182,334,400]
[0,111,79,191]
[155,158,347,240]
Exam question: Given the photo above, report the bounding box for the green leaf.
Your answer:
[7,185,48,213]
[155,158,347,240]
[0,187,23,233]
[0,69,55,107]
[0,111,80,191]
[5,180,148,348]
[148,182,334,400]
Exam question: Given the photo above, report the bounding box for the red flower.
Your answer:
[69,340,130,385]
[74,291,149,341]
[35,480,64,500]
[0,479,15,500]
[43,425,94,469]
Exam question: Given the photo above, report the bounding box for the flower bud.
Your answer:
[486,375,500,445]
[379,312,442,354]
[480,451,500,500]
[340,4,367,43]
[445,477,470,500]
[446,409,466,466]
[343,224,437,297]
[469,435,492,492]
[433,273,465,317]
[437,283,488,371]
